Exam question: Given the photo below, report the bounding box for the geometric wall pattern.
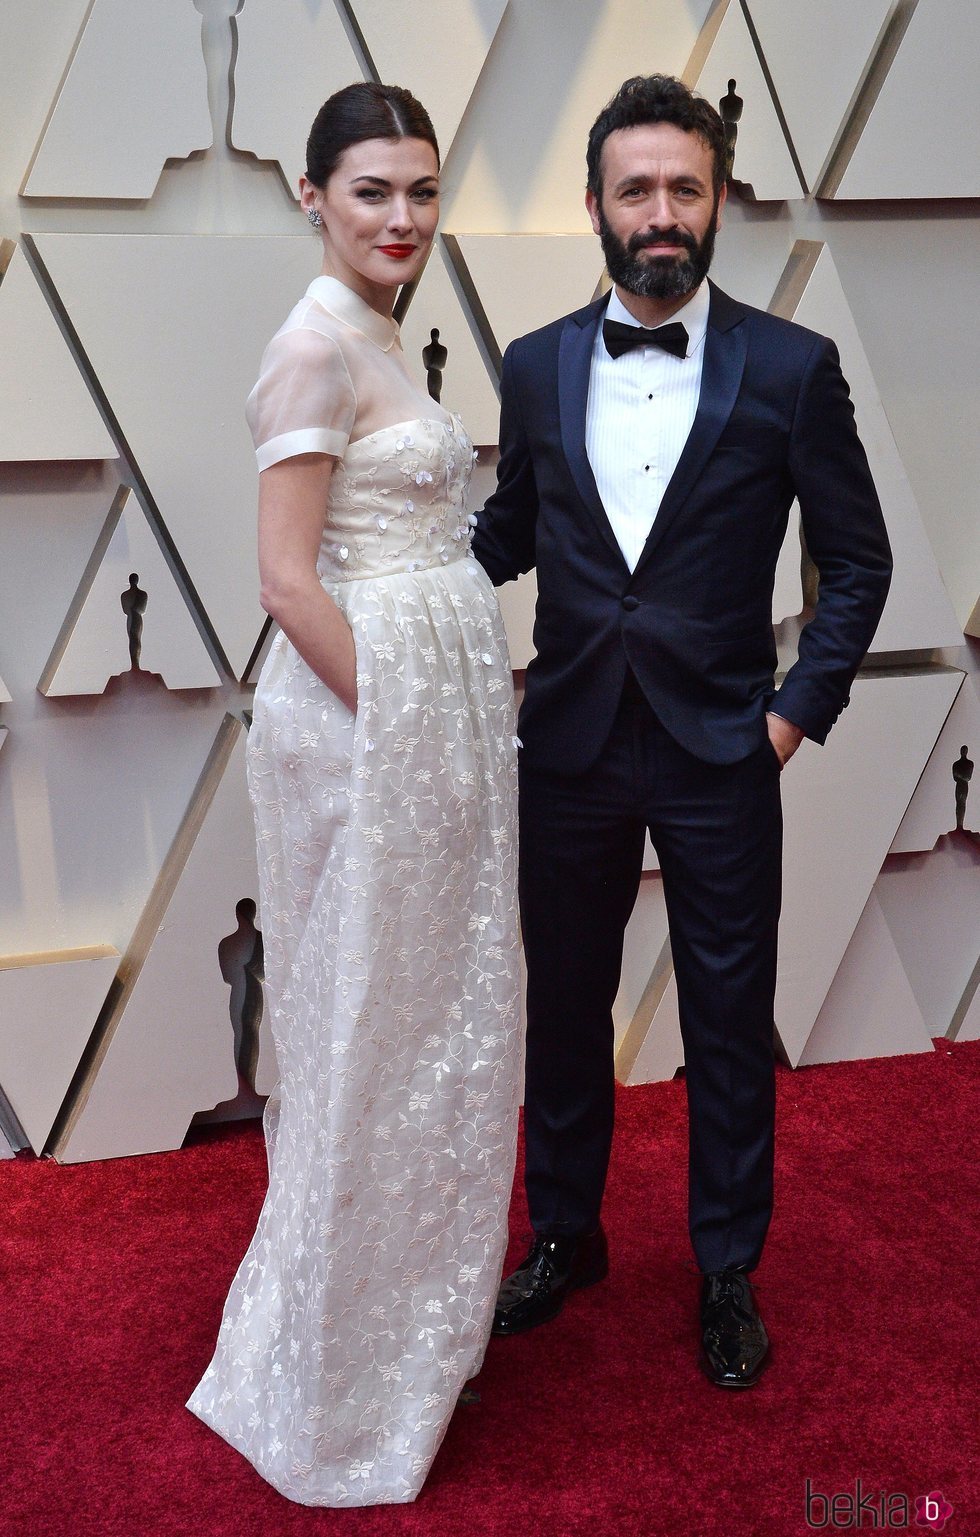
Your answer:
[688,0,803,201]
[770,241,961,653]
[231,0,509,196]
[51,718,264,1163]
[449,235,603,357]
[230,0,366,195]
[38,486,222,696]
[0,240,116,461]
[831,0,980,201]
[891,677,980,853]
[21,0,212,199]
[0,945,120,1153]
[399,241,502,444]
[0,0,977,1160]
[745,0,893,193]
[350,0,509,161]
[28,232,324,679]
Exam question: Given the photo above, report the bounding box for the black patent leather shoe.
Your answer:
[491,1226,609,1336]
[699,1268,770,1388]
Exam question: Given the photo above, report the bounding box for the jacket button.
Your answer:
[621,595,640,611]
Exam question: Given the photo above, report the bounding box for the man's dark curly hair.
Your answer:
[586,75,727,198]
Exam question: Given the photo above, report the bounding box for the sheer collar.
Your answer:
[306,275,399,352]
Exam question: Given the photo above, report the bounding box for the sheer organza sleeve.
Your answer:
[246,326,357,472]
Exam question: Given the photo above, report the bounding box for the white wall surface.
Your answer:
[0,0,977,1157]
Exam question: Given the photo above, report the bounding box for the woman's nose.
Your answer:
[386,198,412,233]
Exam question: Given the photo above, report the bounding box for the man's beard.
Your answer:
[598,200,718,300]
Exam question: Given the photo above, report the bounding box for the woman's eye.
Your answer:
[411,188,438,202]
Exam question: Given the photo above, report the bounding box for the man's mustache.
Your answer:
[627,227,698,256]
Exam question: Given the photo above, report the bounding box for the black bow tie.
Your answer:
[602,317,689,360]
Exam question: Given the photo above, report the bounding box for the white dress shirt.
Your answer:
[585,281,710,572]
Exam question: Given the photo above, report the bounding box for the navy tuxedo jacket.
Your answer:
[472,282,893,771]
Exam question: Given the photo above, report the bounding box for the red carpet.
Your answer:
[3,1041,977,1537]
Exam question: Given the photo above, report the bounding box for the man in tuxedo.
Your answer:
[472,75,892,1387]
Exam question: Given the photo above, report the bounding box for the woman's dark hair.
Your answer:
[306,82,440,186]
[586,75,727,198]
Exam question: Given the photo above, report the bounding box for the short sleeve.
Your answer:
[245,326,356,471]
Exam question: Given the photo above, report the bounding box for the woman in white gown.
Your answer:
[187,83,521,1507]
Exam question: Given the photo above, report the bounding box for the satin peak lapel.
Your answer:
[558,301,627,567]
[633,295,748,578]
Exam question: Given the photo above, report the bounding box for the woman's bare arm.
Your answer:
[256,453,357,711]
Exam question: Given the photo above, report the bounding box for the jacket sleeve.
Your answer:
[770,336,893,742]
[470,340,540,586]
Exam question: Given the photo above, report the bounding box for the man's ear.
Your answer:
[585,187,602,238]
[715,180,728,230]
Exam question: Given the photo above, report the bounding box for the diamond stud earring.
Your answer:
[307,207,322,228]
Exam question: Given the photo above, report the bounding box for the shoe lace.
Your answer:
[704,1269,761,1313]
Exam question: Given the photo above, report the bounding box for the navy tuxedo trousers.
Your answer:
[518,672,782,1274]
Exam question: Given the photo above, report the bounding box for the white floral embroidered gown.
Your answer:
[187,276,521,1507]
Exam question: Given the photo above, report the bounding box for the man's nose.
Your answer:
[644,189,677,227]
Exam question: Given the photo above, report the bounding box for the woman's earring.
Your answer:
[307,207,322,228]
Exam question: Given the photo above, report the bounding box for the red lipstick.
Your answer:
[378,244,416,259]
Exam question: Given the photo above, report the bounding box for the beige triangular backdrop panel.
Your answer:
[776,670,962,1064]
[0,677,10,705]
[441,0,710,232]
[55,718,267,1163]
[953,963,980,1043]
[774,243,961,653]
[400,243,501,444]
[230,0,366,195]
[39,487,221,696]
[687,0,802,201]
[0,946,119,1153]
[891,677,980,853]
[0,242,116,462]
[771,513,803,625]
[30,234,326,678]
[351,0,509,159]
[833,0,980,200]
[877,835,980,1039]
[745,0,892,192]
[450,235,602,355]
[612,878,677,1081]
[798,893,933,1066]
[21,0,212,199]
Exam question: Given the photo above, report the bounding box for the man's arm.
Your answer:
[471,341,540,586]
[769,336,893,745]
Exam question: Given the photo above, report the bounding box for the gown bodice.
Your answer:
[318,414,478,583]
